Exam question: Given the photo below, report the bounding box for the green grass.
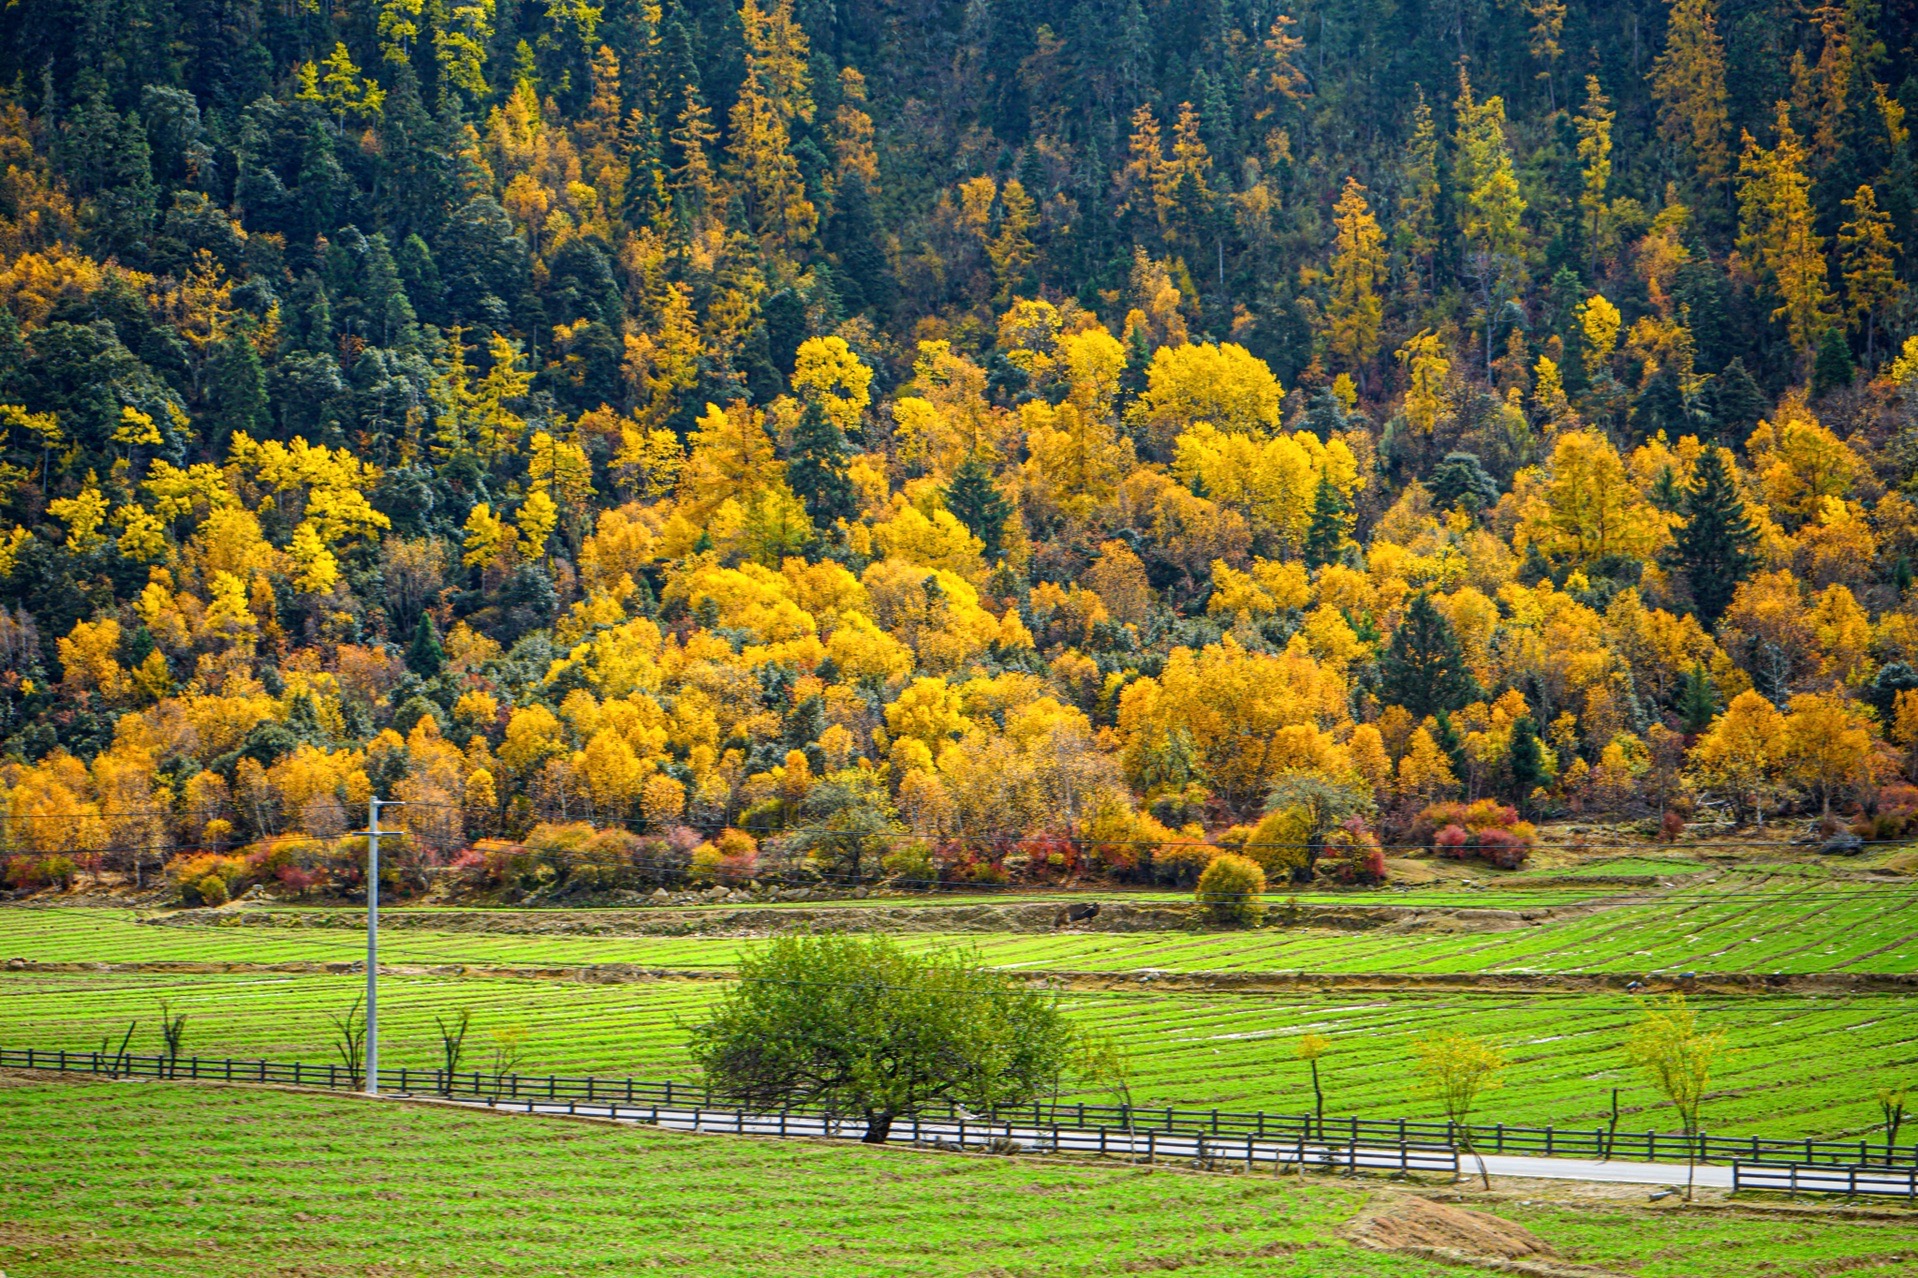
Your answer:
[2,1079,1914,1278]
[8,969,1915,1140]
[7,874,1918,974]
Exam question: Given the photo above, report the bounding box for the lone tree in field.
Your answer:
[1413,1031,1506,1189]
[689,932,1074,1143]
[1296,1032,1331,1140]
[1625,993,1725,1202]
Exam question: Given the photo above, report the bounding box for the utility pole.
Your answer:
[364,796,402,1096]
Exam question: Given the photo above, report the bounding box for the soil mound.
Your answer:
[1347,1195,1630,1277]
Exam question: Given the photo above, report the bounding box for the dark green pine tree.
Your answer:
[1303,478,1352,569]
[1378,593,1477,720]
[1812,327,1855,397]
[1707,358,1767,436]
[786,400,857,527]
[206,327,270,449]
[407,612,445,677]
[824,174,895,315]
[944,453,1012,561]
[1677,663,1720,733]
[1671,446,1758,625]
[1507,716,1544,812]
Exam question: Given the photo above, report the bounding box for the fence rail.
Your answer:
[11,1045,1916,1175]
[1732,1161,1918,1200]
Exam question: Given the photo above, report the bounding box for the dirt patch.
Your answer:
[1347,1194,1629,1277]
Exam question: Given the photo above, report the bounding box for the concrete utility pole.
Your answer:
[365,796,402,1096]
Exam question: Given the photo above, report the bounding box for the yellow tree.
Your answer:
[1327,177,1385,377]
[1651,0,1732,189]
[1838,184,1903,364]
[1737,104,1836,360]
[1522,429,1665,567]
[475,333,533,466]
[1686,689,1787,825]
[1574,75,1613,268]
[728,0,816,254]
[1781,692,1873,816]
[434,0,496,109]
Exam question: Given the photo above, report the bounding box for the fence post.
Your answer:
[1147,1130,1155,1165]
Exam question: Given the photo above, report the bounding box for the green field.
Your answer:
[9,968,1914,1140]
[7,874,1918,974]
[2,1078,1914,1278]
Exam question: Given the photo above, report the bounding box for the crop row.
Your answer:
[4,877,1918,975]
[8,969,1914,1141]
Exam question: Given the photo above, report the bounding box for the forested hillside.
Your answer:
[0,0,1915,894]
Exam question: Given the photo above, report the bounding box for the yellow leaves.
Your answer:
[1207,558,1311,622]
[499,704,565,778]
[555,618,665,699]
[1020,398,1132,519]
[57,618,130,703]
[790,336,873,435]
[668,561,816,643]
[1687,688,1786,818]
[826,610,913,686]
[47,475,109,552]
[461,503,514,569]
[1328,177,1385,367]
[1117,637,1347,812]
[679,400,780,519]
[112,406,163,449]
[1396,331,1450,435]
[885,676,972,749]
[579,502,665,593]
[610,419,684,499]
[287,522,340,595]
[1577,293,1621,379]
[868,502,985,580]
[516,489,560,557]
[142,460,233,522]
[1171,424,1330,548]
[1746,400,1860,528]
[112,504,168,563]
[204,571,258,646]
[1518,428,1668,567]
[1128,341,1283,453]
[0,247,107,329]
[859,557,1005,674]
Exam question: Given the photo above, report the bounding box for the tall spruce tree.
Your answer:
[1507,716,1544,812]
[407,612,445,676]
[945,453,1012,561]
[787,400,857,527]
[1379,593,1477,719]
[1672,446,1757,625]
[1303,477,1353,568]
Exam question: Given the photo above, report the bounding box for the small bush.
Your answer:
[689,828,758,885]
[1420,802,1535,870]
[1150,836,1218,887]
[1196,852,1267,925]
[1320,818,1387,885]
[880,840,935,884]
[4,854,78,891]
[167,852,251,905]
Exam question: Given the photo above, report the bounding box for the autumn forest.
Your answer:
[1,0,1916,897]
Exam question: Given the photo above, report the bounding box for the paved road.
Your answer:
[410,1092,1746,1188]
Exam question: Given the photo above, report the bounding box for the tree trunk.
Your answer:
[862,1111,894,1144]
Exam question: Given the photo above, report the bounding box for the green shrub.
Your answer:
[1196,852,1266,925]
[196,873,231,906]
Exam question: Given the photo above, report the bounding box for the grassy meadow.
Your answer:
[2,1077,1915,1278]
